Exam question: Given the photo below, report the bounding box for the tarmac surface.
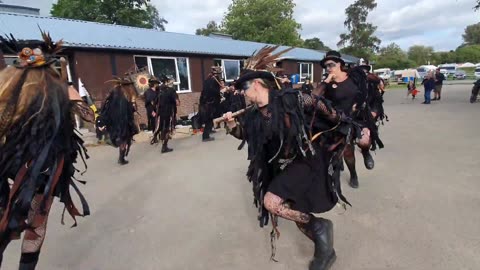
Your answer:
[3,83,480,270]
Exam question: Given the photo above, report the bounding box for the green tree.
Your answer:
[455,45,480,63]
[407,45,435,66]
[222,0,302,46]
[463,23,480,45]
[337,0,381,59]
[51,0,168,30]
[475,0,479,10]
[374,43,414,69]
[196,21,223,36]
[302,37,331,51]
[435,51,457,64]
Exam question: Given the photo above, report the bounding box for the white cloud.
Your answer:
[4,0,479,50]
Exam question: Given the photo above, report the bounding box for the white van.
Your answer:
[438,64,457,76]
[475,67,480,79]
[374,68,392,81]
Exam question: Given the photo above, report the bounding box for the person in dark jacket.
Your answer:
[301,76,314,94]
[151,75,179,153]
[199,66,223,142]
[144,77,160,131]
[422,72,436,104]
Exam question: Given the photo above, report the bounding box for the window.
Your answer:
[134,56,192,93]
[214,59,241,82]
[299,62,314,82]
[4,55,17,67]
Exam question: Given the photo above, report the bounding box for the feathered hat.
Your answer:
[0,28,64,68]
[234,45,293,90]
[105,76,134,87]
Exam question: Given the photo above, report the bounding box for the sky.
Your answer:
[4,0,479,51]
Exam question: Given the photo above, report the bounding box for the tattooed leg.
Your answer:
[264,192,311,224]
[357,128,371,150]
[19,195,53,270]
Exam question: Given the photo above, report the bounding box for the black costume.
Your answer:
[470,79,480,103]
[301,79,314,95]
[99,78,138,165]
[0,32,91,269]
[225,46,349,270]
[199,69,222,141]
[144,86,158,131]
[151,76,178,153]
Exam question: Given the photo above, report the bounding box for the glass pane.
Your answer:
[301,63,309,74]
[4,56,17,67]
[213,59,222,67]
[177,57,190,91]
[135,56,148,70]
[151,58,177,81]
[224,60,240,81]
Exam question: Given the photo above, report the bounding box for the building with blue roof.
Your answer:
[0,11,358,120]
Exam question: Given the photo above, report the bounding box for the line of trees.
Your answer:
[50,0,480,68]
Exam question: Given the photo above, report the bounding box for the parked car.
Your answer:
[475,67,480,79]
[455,70,467,80]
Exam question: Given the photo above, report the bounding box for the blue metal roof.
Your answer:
[0,12,357,63]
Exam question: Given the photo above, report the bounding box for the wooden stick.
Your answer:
[60,57,68,83]
[213,105,252,125]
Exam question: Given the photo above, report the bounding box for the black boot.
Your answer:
[118,149,129,165]
[345,158,359,189]
[361,150,374,170]
[19,252,40,270]
[307,217,336,270]
[161,142,173,153]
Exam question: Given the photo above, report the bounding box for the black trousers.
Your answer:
[203,118,213,139]
[147,110,156,131]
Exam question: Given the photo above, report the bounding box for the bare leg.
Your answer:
[263,192,310,224]
[19,195,53,270]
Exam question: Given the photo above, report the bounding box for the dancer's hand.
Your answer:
[223,112,236,129]
[325,73,336,83]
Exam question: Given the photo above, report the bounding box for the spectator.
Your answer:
[434,68,446,101]
[422,72,435,104]
[301,76,314,94]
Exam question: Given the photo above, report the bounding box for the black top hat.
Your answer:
[234,70,276,90]
[161,74,174,83]
[320,50,345,68]
[148,76,160,84]
[358,58,371,71]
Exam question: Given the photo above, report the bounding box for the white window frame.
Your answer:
[215,59,241,82]
[134,55,192,93]
[299,62,314,83]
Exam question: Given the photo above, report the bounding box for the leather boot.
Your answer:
[307,217,336,270]
[19,252,40,270]
[118,149,129,165]
[361,150,374,170]
[161,141,173,153]
[345,158,359,189]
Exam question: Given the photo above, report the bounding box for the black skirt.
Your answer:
[267,152,338,214]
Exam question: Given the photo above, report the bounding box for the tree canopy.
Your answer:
[195,21,223,36]
[374,43,414,70]
[51,0,167,30]
[221,0,303,46]
[302,38,331,51]
[463,23,480,45]
[407,45,435,66]
[337,0,380,59]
